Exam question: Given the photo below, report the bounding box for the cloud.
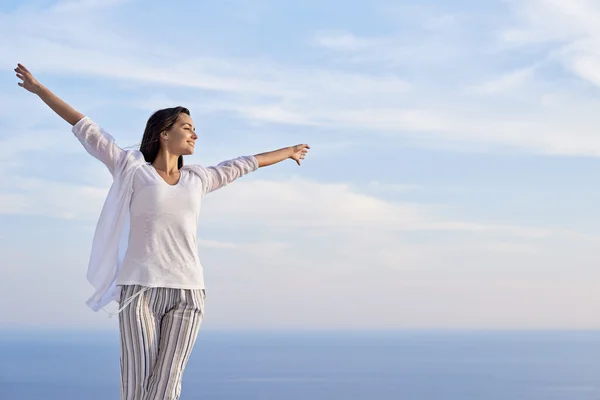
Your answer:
[198,178,600,247]
[0,177,106,221]
[314,30,375,52]
[367,181,418,193]
[501,0,600,88]
[465,65,538,95]
[499,0,595,47]
[198,230,600,330]
[0,169,585,244]
[1,1,291,97]
[4,0,600,330]
[301,2,600,156]
[5,173,581,330]
[10,0,600,159]
[198,239,239,249]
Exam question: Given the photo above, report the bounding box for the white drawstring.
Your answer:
[103,286,151,318]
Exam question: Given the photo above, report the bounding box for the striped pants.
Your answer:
[118,285,205,400]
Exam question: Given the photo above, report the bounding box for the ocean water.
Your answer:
[1,330,600,399]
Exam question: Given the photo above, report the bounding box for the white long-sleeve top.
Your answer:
[72,117,258,311]
[116,165,205,289]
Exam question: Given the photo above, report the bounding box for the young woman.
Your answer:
[15,63,309,400]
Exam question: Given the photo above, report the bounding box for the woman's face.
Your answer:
[163,113,197,156]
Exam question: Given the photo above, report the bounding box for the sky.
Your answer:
[2,0,600,331]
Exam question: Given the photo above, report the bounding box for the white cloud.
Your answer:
[501,0,600,88]
[1,170,589,245]
[11,0,600,158]
[198,239,239,249]
[1,171,599,330]
[0,177,106,221]
[466,65,538,95]
[314,30,375,52]
[301,2,600,156]
[500,0,597,47]
[198,231,600,330]
[4,0,600,330]
[367,181,418,193]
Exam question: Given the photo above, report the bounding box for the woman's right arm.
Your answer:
[15,63,125,175]
[15,63,84,126]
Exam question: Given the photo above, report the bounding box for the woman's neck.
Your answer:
[152,150,179,174]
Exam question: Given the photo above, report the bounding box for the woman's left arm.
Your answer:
[254,144,310,168]
[192,144,310,195]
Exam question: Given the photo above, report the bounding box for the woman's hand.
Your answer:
[15,64,42,95]
[254,144,311,168]
[14,62,84,126]
[290,144,310,166]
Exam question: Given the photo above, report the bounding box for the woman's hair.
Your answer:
[140,106,190,169]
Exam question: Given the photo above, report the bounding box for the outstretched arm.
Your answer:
[191,145,310,194]
[15,63,125,175]
[254,144,310,167]
[15,63,84,126]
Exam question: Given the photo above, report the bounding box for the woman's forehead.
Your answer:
[177,113,194,125]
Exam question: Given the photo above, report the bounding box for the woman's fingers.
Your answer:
[17,63,30,73]
[15,65,27,88]
[15,64,32,78]
[295,144,310,151]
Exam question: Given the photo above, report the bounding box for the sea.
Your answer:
[1,330,600,399]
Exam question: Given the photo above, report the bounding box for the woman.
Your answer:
[15,63,309,400]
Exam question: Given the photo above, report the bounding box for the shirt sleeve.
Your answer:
[193,156,259,194]
[72,117,127,176]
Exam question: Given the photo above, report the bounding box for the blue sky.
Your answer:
[2,0,600,331]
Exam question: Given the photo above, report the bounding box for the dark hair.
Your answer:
[140,106,190,169]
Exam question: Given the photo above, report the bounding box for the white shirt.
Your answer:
[72,117,258,311]
[116,165,205,289]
